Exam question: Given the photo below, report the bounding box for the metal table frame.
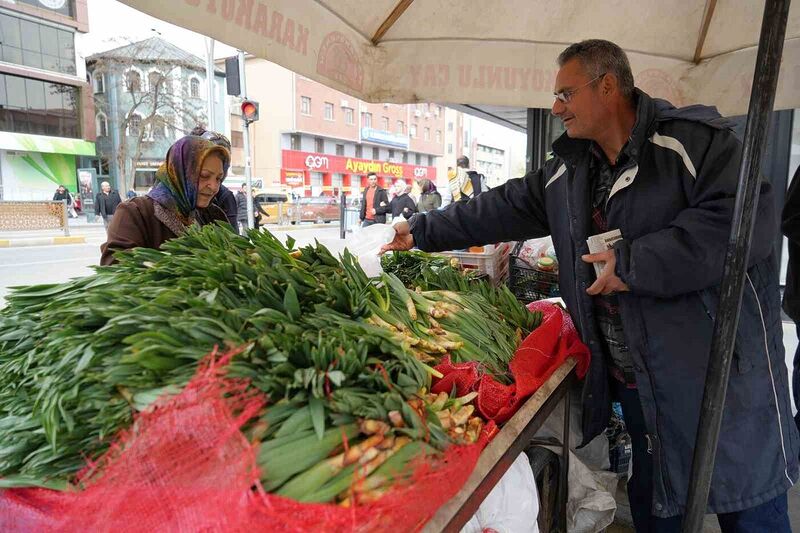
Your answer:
[423,357,578,532]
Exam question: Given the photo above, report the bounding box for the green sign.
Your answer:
[0,131,95,156]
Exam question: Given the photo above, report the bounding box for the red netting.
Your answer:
[0,349,493,532]
[432,301,590,425]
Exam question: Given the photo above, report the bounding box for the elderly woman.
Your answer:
[100,135,231,265]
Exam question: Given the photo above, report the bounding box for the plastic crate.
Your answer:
[508,241,560,303]
[438,243,511,285]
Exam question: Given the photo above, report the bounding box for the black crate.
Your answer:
[507,241,560,303]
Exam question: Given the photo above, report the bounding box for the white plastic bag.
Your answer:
[318,223,396,277]
[460,453,540,533]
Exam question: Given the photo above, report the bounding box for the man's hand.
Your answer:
[380,201,387,207]
[370,208,377,215]
[581,250,630,295]
[380,220,415,254]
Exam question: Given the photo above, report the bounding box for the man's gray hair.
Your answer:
[557,39,634,100]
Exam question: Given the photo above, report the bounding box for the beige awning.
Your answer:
[119,0,799,115]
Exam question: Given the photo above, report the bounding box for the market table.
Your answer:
[423,356,578,532]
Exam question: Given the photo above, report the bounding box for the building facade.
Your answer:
[87,37,225,193]
[0,0,96,201]
[227,57,444,197]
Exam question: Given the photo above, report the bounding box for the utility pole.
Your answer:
[238,50,254,229]
[204,37,215,130]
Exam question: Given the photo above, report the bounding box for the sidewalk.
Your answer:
[0,216,340,247]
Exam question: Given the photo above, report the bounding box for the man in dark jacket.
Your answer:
[95,181,122,229]
[235,184,249,233]
[781,164,800,440]
[383,39,798,531]
[359,172,389,227]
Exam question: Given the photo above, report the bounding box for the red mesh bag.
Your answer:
[432,301,590,424]
[0,350,494,532]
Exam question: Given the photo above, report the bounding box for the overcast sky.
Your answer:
[80,0,237,60]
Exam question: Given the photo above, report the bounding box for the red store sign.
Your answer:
[282,150,436,180]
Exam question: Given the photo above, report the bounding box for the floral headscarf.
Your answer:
[147,136,230,226]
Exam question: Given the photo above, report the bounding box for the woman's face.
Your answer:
[196,155,224,208]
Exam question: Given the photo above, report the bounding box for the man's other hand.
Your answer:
[581,250,630,295]
[380,220,415,254]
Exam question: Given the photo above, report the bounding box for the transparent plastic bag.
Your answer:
[319,223,396,277]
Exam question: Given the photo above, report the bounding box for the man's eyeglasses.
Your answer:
[553,73,606,104]
[200,130,232,151]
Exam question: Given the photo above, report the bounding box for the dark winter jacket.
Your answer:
[388,193,417,219]
[53,190,71,205]
[235,191,248,222]
[360,186,389,223]
[95,190,122,217]
[212,184,238,233]
[100,196,228,265]
[418,191,442,213]
[411,89,799,516]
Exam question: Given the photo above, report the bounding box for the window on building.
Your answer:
[372,146,379,160]
[191,77,202,98]
[381,116,389,131]
[409,124,417,138]
[231,131,244,148]
[96,113,108,137]
[424,103,430,113]
[448,121,454,132]
[436,130,442,143]
[0,73,80,138]
[324,102,334,121]
[152,116,166,139]
[344,107,354,125]
[415,153,421,165]
[301,96,311,115]
[315,137,324,153]
[428,155,434,166]
[402,152,408,163]
[0,14,76,75]
[92,72,105,94]
[290,133,301,150]
[17,0,74,16]
[397,120,404,135]
[148,71,163,94]
[126,70,142,93]
[355,144,363,158]
[127,113,142,137]
[362,112,372,128]
[388,149,395,160]
[424,128,430,141]
[336,143,344,156]
[447,143,453,154]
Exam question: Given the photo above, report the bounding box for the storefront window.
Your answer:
[0,73,80,138]
[781,109,800,285]
[17,0,74,17]
[0,14,75,75]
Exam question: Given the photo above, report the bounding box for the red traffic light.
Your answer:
[241,99,259,123]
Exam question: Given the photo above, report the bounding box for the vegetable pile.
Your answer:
[0,226,539,504]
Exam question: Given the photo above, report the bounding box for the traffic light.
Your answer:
[241,99,259,124]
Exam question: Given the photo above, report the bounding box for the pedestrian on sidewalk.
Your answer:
[382,39,798,532]
[781,163,800,445]
[387,180,416,220]
[100,135,230,265]
[416,179,442,213]
[95,182,122,230]
[359,172,389,227]
[53,185,78,218]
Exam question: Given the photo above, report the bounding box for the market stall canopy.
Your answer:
[119,0,800,115]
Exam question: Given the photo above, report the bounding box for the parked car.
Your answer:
[253,193,289,224]
[285,196,340,224]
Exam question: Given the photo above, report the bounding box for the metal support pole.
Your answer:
[61,199,69,237]
[204,37,215,130]
[238,50,255,230]
[682,1,790,531]
[339,191,346,239]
